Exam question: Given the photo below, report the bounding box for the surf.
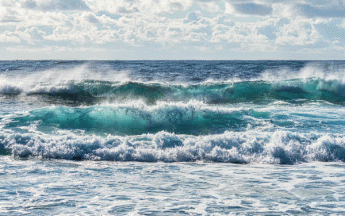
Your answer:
[0,130,345,164]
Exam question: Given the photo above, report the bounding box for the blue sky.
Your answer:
[1,0,345,60]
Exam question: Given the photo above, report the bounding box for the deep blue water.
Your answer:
[1,61,345,215]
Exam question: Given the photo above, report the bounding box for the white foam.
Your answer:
[2,130,345,164]
[2,156,345,215]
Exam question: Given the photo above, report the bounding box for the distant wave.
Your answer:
[2,62,345,105]
[2,78,345,105]
[1,130,345,164]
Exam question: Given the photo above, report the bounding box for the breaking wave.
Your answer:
[2,62,345,105]
[1,78,345,105]
[1,130,345,164]
[2,61,345,165]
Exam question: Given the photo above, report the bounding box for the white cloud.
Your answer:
[275,19,321,46]
[211,20,272,44]
[223,0,345,18]
[85,0,194,14]
[0,0,16,7]
[228,3,273,16]
[6,45,105,53]
[0,31,21,43]
[0,7,21,23]
[15,27,46,44]
[197,1,220,13]
[21,0,90,11]
[341,20,345,29]
[224,2,236,14]
[0,0,344,59]
[293,3,345,18]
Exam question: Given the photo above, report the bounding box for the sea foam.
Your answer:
[1,130,345,164]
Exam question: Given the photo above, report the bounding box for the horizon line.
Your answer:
[1,59,344,61]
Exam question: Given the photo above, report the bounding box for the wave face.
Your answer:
[1,60,345,163]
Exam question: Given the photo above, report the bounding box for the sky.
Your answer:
[1,0,345,60]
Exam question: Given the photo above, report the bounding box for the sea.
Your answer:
[1,60,345,215]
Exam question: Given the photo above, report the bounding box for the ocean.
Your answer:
[1,60,345,215]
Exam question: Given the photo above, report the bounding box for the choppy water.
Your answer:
[1,60,345,214]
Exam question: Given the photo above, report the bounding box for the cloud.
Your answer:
[294,4,345,18]
[21,0,90,11]
[84,13,99,23]
[184,12,199,23]
[197,1,220,12]
[169,2,184,11]
[21,0,37,9]
[85,0,192,14]
[15,27,46,44]
[211,23,270,45]
[0,0,344,59]
[0,31,21,43]
[224,1,345,18]
[230,3,273,16]
[275,19,321,46]
[257,25,276,40]
[116,6,140,14]
[6,45,105,53]
[0,8,21,22]
[0,0,16,7]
